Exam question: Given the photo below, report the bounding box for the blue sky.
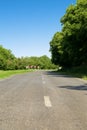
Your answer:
[0,0,76,58]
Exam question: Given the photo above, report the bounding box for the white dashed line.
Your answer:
[41,74,46,84]
[43,81,46,84]
[44,96,52,107]
[42,76,44,80]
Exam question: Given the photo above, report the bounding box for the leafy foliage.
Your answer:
[0,45,16,70]
[0,45,56,70]
[50,0,87,68]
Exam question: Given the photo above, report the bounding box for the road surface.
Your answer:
[0,71,87,130]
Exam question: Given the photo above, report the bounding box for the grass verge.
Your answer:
[0,69,33,79]
[58,66,87,80]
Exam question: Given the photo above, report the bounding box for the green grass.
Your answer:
[0,69,33,79]
[58,66,87,80]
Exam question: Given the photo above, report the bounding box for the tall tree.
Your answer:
[0,45,16,70]
[50,0,87,68]
[50,32,63,65]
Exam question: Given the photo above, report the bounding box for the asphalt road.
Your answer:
[0,71,87,130]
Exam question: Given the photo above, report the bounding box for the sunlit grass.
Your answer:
[82,76,87,80]
[0,69,33,79]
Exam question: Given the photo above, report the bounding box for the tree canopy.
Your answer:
[0,45,16,70]
[50,0,87,68]
[0,45,56,70]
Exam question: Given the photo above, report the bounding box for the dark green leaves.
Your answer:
[50,0,87,68]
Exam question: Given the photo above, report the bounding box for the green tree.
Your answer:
[50,32,63,65]
[39,55,56,69]
[50,0,87,68]
[0,45,16,70]
[61,0,87,66]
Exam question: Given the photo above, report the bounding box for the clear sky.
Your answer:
[0,0,76,58]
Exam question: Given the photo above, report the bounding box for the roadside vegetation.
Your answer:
[0,45,57,71]
[0,45,57,79]
[50,0,87,80]
[0,69,33,79]
[57,66,87,80]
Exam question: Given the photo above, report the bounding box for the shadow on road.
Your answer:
[46,71,87,91]
[58,85,87,91]
[45,71,73,78]
[44,71,87,91]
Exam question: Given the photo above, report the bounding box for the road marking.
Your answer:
[42,76,44,81]
[41,74,46,84]
[44,96,52,107]
[43,81,46,84]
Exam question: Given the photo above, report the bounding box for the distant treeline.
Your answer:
[0,45,56,70]
[50,0,87,68]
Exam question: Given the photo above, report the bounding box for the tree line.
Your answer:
[0,45,56,70]
[50,0,87,69]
